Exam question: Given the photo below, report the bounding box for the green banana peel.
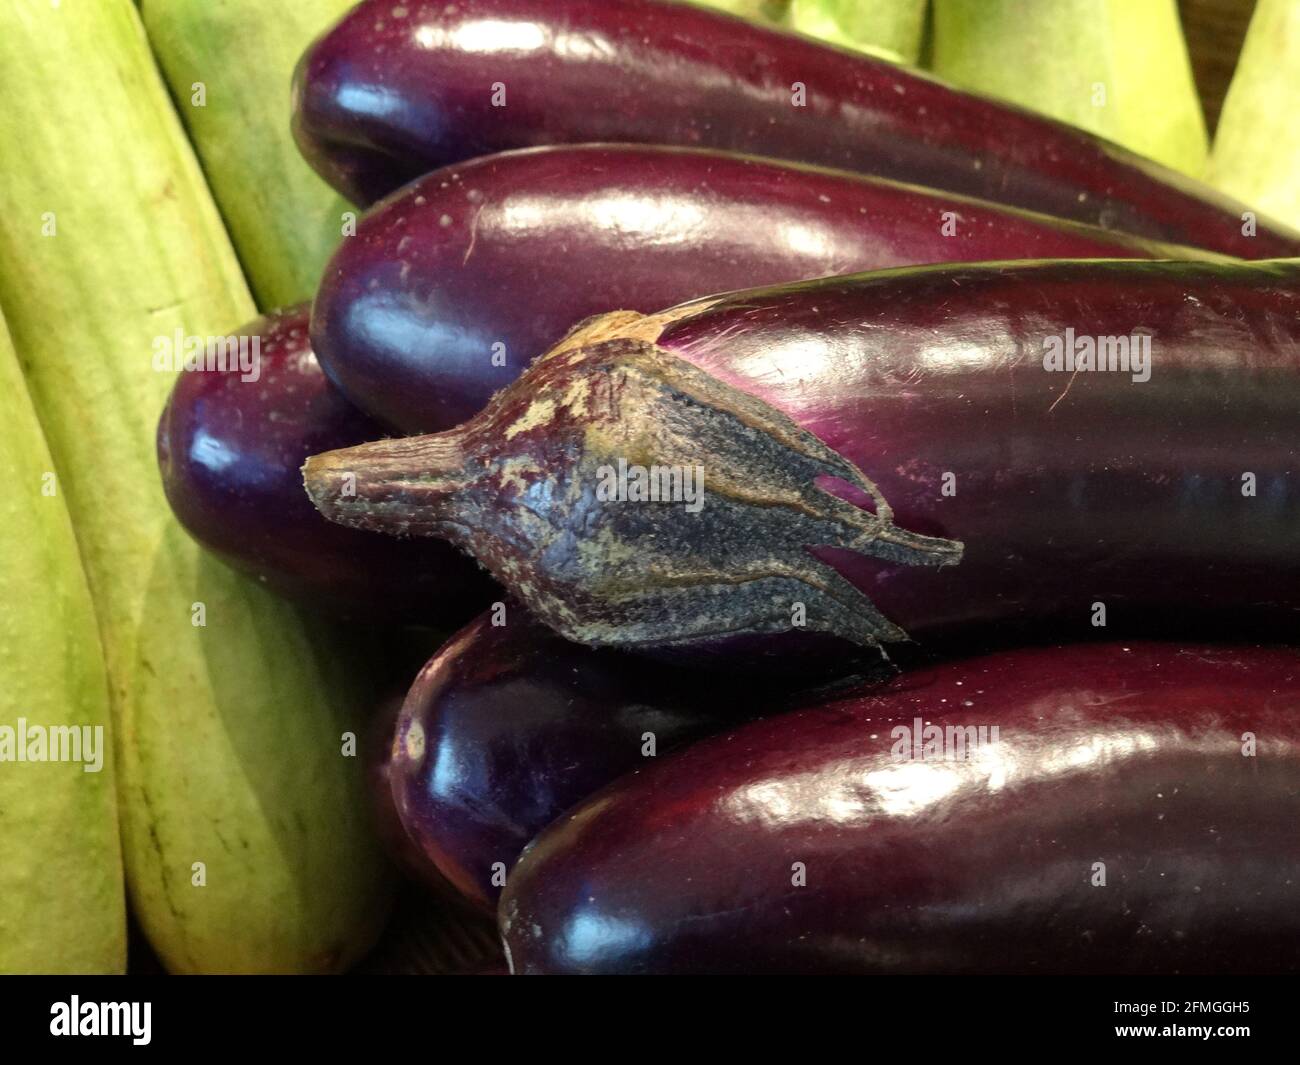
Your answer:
[0,0,391,974]
[931,0,1208,176]
[1208,0,1300,231]
[141,0,356,310]
[788,0,926,63]
[0,313,126,975]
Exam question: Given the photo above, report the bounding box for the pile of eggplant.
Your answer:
[158,0,1300,974]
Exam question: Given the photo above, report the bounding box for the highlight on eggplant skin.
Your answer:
[308,143,1203,434]
[291,0,1300,257]
[303,258,1300,656]
[499,642,1300,975]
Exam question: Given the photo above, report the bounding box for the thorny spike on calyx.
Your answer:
[303,335,963,652]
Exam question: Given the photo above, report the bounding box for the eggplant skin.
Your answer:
[655,257,1300,645]
[500,643,1300,975]
[292,0,1300,257]
[390,609,757,911]
[305,259,1300,654]
[367,692,461,899]
[311,144,1193,434]
[156,304,495,620]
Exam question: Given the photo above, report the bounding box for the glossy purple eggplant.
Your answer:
[312,144,1203,433]
[291,0,1300,257]
[304,258,1300,658]
[157,304,495,619]
[500,642,1300,974]
[389,607,764,912]
[367,692,459,897]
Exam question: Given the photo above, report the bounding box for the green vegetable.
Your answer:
[0,0,390,973]
[141,0,355,309]
[788,0,927,63]
[1208,0,1300,231]
[0,312,125,975]
[931,0,1208,175]
[686,0,792,22]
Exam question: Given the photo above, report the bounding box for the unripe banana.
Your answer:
[0,313,125,975]
[0,0,391,974]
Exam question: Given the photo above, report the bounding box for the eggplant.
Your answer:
[499,642,1300,974]
[157,304,495,619]
[304,258,1300,660]
[389,608,761,911]
[367,692,456,897]
[312,144,1203,433]
[291,0,1300,257]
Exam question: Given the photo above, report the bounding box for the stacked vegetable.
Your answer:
[287,0,1300,973]
[3,0,1298,975]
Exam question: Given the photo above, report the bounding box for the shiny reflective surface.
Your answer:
[312,143,1185,432]
[292,0,1300,255]
[367,692,464,900]
[311,259,1300,653]
[156,304,495,618]
[656,259,1300,642]
[388,610,756,911]
[501,643,1300,973]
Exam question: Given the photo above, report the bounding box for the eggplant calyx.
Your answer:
[303,336,962,651]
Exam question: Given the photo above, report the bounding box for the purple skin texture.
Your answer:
[500,642,1300,974]
[310,144,1201,433]
[156,304,495,620]
[303,258,1300,657]
[291,0,1300,257]
[368,693,461,898]
[648,259,1300,643]
[388,608,759,912]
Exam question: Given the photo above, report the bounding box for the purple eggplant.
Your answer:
[500,641,1300,974]
[312,144,1202,433]
[157,304,495,619]
[291,0,1300,257]
[367,692,460,897]
[389,607,764,912]
[304,258,1300,658]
